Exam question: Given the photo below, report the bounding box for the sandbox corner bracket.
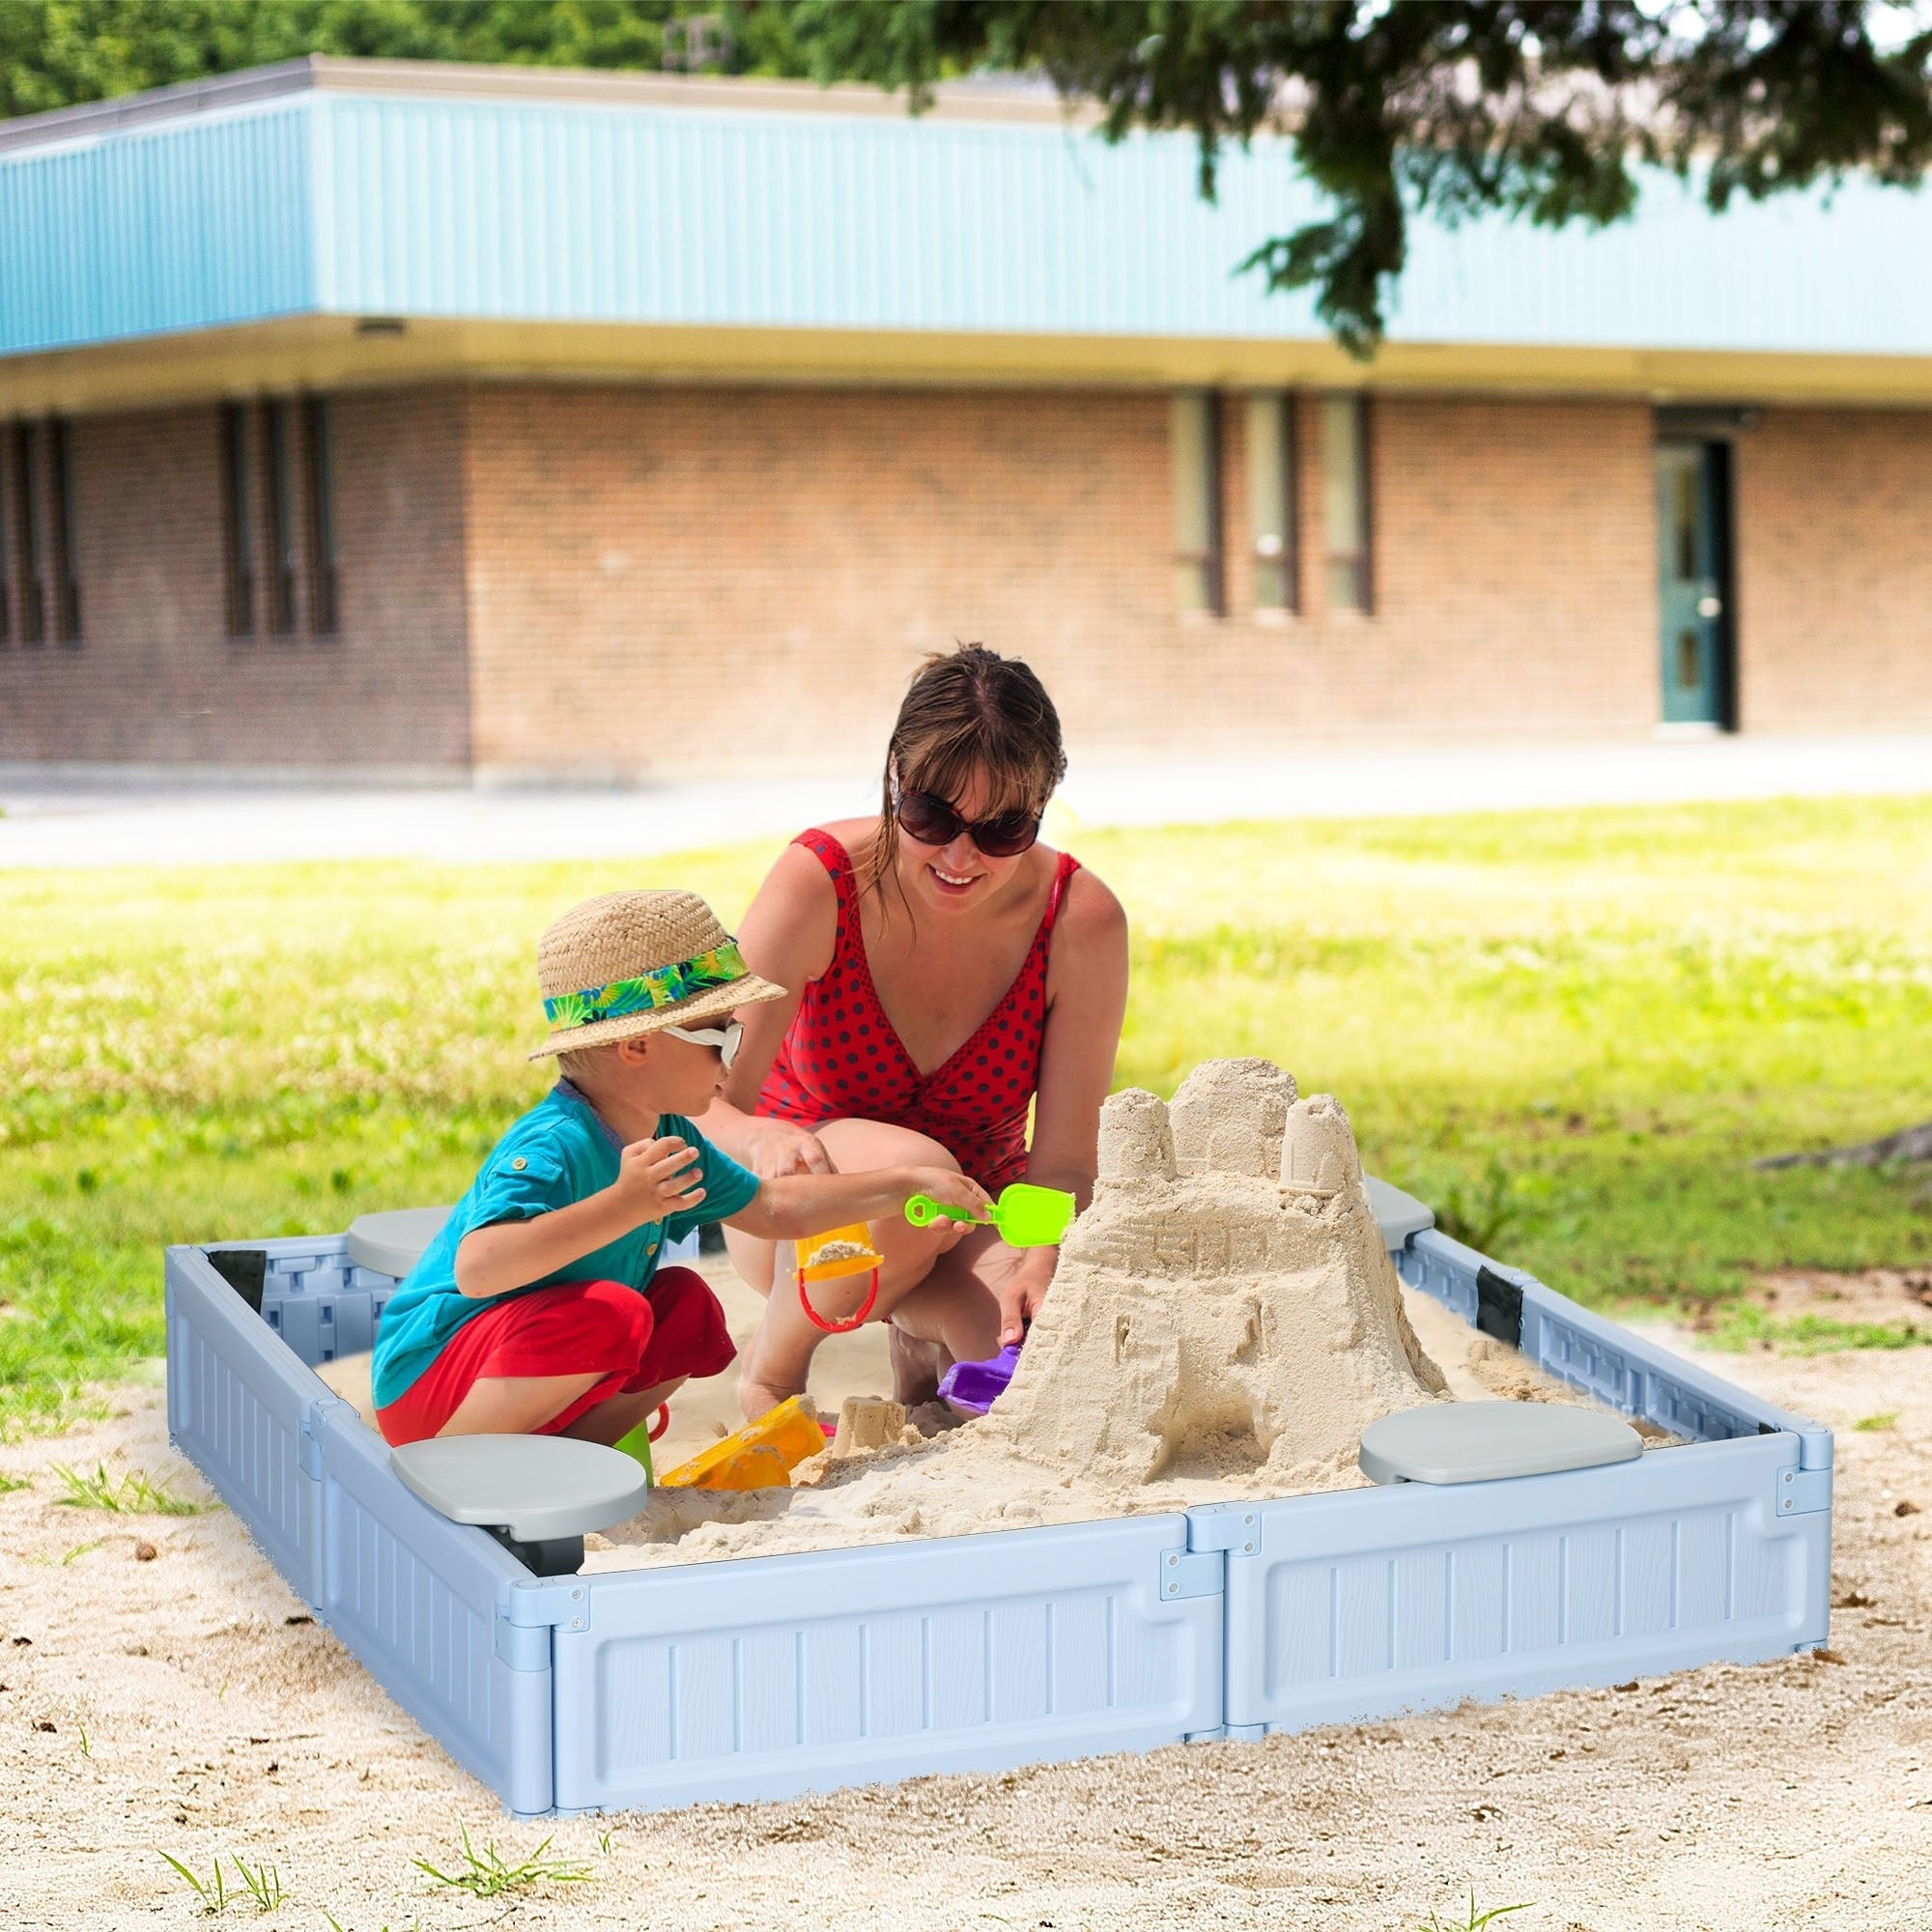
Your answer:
[1776,1463,1833,1517]
[298,1396,349,1481]
[495,1577,591,1671]
[1184,1504,1262,1557]
[1159,1547,1224,1602]
[503,1577,592,1630]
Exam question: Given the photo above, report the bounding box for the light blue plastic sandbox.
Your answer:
[164,1193,1831,1817]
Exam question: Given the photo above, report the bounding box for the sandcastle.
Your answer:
[990,1059,1445,1486]
[589,1057,1455,1571]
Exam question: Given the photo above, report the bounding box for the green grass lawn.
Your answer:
[3,794,1929,1436]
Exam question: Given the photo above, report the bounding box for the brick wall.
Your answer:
[1734,408,1932,732]
[0,391,470,768]
[462,383,1661,780]
[13,380,1927,778]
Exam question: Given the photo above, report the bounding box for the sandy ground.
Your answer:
[3,1316,1929,1931]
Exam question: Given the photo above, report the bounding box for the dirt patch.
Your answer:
[1675,1266,1932,1346]
[1745,1267,1932,1331]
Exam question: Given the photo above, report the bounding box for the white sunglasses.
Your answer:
[664,1017,745,1070]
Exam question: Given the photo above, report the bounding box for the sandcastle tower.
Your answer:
[992,1059,1444,1486]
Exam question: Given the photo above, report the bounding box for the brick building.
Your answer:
[2,58,1930,779]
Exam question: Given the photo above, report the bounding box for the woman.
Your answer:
[705,645,1129,1416]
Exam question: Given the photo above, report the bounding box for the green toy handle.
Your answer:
[904,1183,1076,1246]
[904,1193,977,1229]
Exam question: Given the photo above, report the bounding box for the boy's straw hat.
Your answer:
[529,890,786,1061]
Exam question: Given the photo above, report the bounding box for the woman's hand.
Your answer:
[609,1135,707,1223]
[993,1244,1058,1349]
[736,1116,836,1180]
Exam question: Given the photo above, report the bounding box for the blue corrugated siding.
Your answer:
[1393,168,1931,355]
[5,82,1932,358]
[310,94,1331,336]
[314,92,1932,355]
[0,101,314,355]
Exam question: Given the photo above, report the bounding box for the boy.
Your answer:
[372,890,988,1447]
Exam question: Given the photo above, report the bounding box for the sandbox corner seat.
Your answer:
[345,1205,453,1279]
[1362,1176,1435,1253]
[1359,1400,1642,1487]
[388,1434,650,1577]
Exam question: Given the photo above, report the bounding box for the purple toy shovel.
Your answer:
[937,1343,1022,1416]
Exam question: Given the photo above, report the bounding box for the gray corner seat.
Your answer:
[1362,1175,1435,1253]
[346,1205,453,1280]
[1360,1399,1641,1487]
[390,1434,650,1576]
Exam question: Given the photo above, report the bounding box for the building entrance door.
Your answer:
[1654,440,1734,728]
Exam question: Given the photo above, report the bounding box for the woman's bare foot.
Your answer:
[888,1324,952,1408]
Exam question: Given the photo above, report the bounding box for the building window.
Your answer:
[1171,391,1224,615]
[303,397,338,638]
[10,423,44,646]
[1247,393,1297,611]
[221,404,255,639]
[262,401,298,637]
[1321,393,1373,613]
[48,417,81,644]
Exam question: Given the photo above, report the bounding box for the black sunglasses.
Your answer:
[891,773,1042,858]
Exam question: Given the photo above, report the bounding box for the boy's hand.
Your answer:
[903,1167,994,1223]
[610,1136,706,1225]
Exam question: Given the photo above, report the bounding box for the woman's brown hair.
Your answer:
[867,644,1067,910]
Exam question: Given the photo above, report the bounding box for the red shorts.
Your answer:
[374,1267,735,1447]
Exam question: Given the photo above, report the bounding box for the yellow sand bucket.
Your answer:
[795,1223,883,1335]
[655,1394,830,1492]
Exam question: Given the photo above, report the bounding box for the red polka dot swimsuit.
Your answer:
[756,829,1081,1192]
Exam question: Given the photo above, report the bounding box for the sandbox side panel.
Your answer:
[165,1244,325,1608]
[1397,1230,1827,1453]
[554,1515,1220,1812]
[316,1409,554,1817]
[1219,1434,1828,1735]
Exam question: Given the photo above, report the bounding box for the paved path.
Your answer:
[2,734,1927,867]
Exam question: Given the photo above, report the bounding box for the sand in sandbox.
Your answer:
[587,1060,1454,1573]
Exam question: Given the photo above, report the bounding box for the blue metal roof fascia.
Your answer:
[1391,169,1932,356]
[311,91,1932,356]
[0,97,318,358]
[5,79,1931,361]
[308,92,1332,336]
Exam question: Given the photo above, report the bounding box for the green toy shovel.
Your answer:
[904,1181,1076,1247]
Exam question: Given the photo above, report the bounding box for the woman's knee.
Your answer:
[723,1224,777,1295]
[801,1120,967,1266]
[813,1118,960,1175]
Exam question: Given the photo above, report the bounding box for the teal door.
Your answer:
[1655,440,1730,726]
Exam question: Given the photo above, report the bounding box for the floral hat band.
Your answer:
[542,938,750,1031]
[528,892,786,1062]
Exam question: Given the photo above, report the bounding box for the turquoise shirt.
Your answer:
[370,1080,759,1409]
